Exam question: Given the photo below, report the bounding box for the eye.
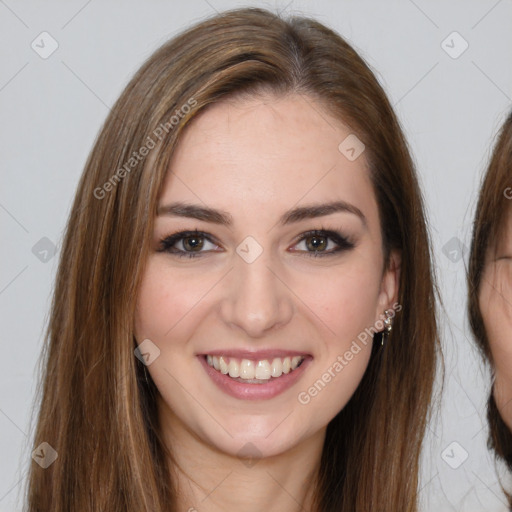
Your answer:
[157,228,355,259]
[157,230,221,258]
[291,229,355,257]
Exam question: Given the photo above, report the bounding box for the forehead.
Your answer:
[159,93,378,226]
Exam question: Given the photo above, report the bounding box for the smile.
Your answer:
[206,354,305,382]
[198,352,312,400]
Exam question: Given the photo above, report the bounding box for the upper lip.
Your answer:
[198,349,311,359]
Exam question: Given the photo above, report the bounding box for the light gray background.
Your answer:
[1,0,512,510]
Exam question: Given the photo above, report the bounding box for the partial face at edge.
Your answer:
[134,92,400,459]
[480,209,512,430]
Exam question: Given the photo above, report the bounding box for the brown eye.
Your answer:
[305,235,327,252]
[182,235,204,251]
[158,230,220,258]
[291,229,355,257]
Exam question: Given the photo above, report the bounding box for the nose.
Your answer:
[219,250,294,338]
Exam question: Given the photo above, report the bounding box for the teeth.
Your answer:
[291,356,302,369]
[255,360,271,380]
[228,358,240,378]
[205,355,305,381]
[219,356,229,374]
[270,358,282,377]
[240,359,255,379]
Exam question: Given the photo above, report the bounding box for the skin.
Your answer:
[134,92,400,512]
[480,210,512,431]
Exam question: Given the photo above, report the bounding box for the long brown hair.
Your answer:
[468,110,512,507]
[25,7,439,511]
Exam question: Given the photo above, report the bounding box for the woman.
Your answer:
[468,110,512,508]
[26,7,439,511]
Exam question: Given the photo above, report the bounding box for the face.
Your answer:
[134,93,399,460]
[480,209,512,430]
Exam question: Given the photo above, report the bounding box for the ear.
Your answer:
[375,249,401,321]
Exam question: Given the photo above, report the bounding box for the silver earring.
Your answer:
[381,309,394,346]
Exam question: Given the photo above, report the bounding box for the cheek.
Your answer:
[134,270,173,341]
[481,278,512,357]
[292,258,383,340]
[134,259,211,341]
[481,277,512,423]
[493,375,512,432]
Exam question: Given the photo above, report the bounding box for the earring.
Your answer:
[381,309,394,346]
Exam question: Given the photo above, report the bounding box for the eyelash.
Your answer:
[157,229,355,259]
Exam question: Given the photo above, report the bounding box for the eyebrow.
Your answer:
[157,200,367,227]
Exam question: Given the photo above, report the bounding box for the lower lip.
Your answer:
[197,355,312,400]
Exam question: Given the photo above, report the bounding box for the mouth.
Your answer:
[205,354,305,383]
[197,351,312,400]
